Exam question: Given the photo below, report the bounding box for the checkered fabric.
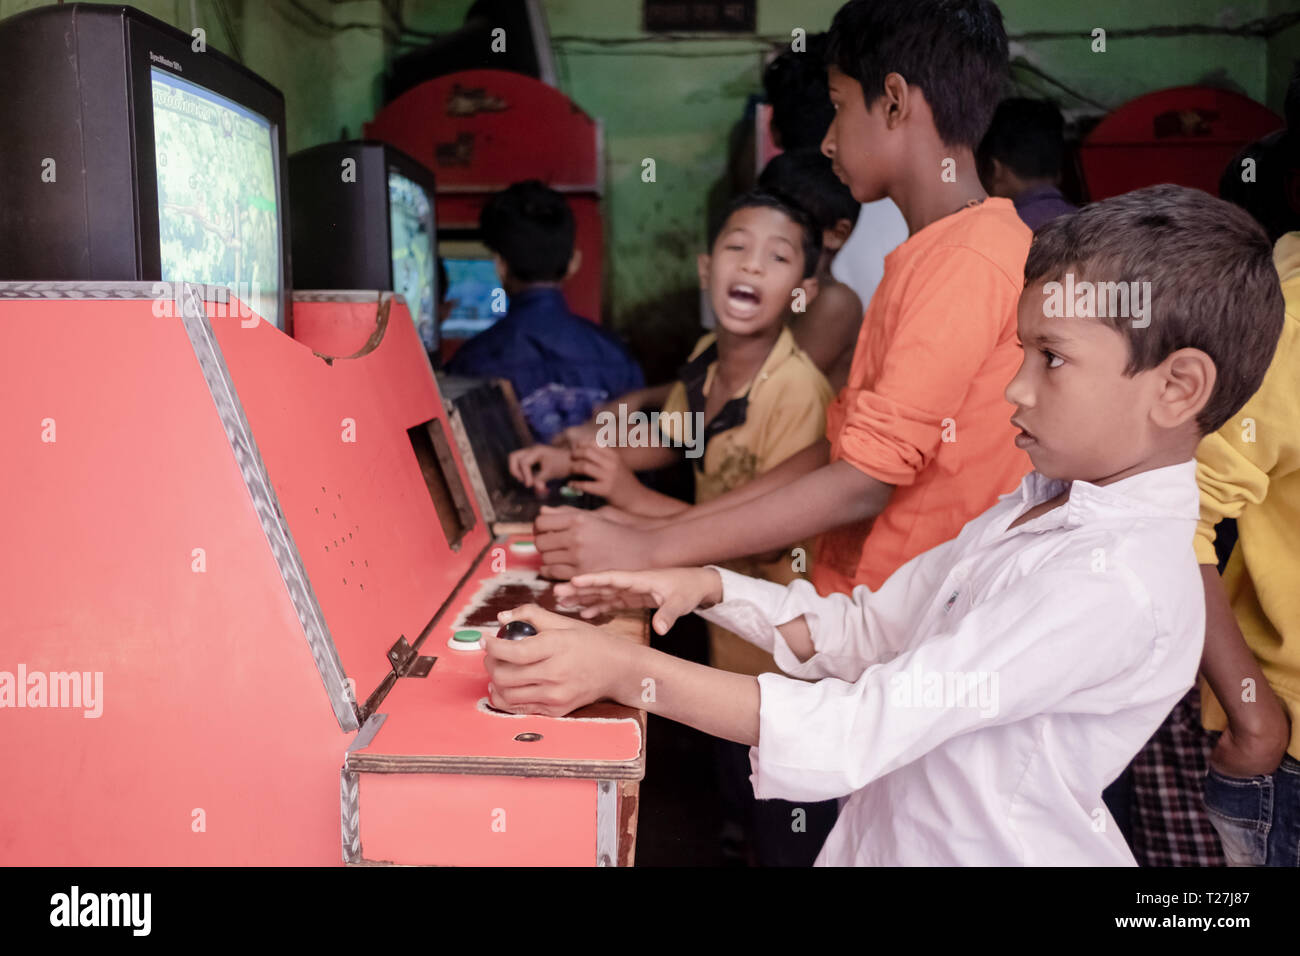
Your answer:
[1129,688,1226,867]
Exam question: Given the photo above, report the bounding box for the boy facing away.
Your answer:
[482,186,1285,865]
[976,98,1078,231]
[532,0,1033,598]
[445,179,644,444]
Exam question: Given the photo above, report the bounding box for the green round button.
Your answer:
[559,485,581,498]
[453,629,482,643]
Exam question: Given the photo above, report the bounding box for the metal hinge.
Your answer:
[387,635,436,678]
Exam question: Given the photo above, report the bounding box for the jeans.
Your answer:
[1202,754,1300,866]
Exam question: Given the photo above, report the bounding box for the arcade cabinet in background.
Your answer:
[1079,85,1283,201]
[290,141,440,357]
[364,68,606,364]
[0,1,291,332]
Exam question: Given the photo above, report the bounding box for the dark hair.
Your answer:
[976,97,1065,180]
[763,32,834,150]
[758,148,860,235]
[825,0,1008,150]
[709,189,822,279]
[436,255,448,304]
[479,179,574,282]
[1024,184,1285,434]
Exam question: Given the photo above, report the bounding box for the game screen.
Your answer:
[441,256,507,338]
[151,68,281,328]
[388,170,437,350]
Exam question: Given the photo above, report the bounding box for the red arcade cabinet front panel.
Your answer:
[0,283,644,866]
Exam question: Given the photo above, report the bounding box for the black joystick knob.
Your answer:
[497,620,537,641]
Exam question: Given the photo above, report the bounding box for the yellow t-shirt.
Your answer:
[1194,232,1300,758]
[660,326,834,676]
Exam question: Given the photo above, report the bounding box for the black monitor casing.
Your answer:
[289,140,438,350]
[0,3,292,329]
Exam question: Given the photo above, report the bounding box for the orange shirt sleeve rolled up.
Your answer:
[816,198,1032,595]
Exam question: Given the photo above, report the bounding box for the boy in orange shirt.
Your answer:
[535,0,1031,600]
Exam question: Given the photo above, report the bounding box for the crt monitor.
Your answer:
[289,141,440,353]
[438,239,508,339]
[0,4,292,331]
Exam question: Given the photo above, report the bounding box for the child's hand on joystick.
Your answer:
[483,606,626,717]
[496,619,537,641]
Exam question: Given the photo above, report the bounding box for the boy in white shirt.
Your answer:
[481,185,1286,865]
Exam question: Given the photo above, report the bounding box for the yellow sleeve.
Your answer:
[1194,432,1271,564]
[753,360,833,474]
[1193,312,1300,564]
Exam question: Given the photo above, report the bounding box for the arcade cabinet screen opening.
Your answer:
[151,68,281,329]
[388,170,437,350]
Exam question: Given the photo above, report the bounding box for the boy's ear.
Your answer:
[493,254,509,285]
[826,218,855,250]
[565,249,583,280]
[881,72,910,130]
[697,252,711,289]
[1150,347,1216,431]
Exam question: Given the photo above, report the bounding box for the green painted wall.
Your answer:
[4,0,1298,372]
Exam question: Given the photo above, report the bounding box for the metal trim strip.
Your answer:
[175,282,360,732]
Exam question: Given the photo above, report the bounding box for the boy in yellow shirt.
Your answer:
[510,188,835,863]
[1193,230,1300,865]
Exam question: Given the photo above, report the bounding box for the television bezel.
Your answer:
[127,12,293,331]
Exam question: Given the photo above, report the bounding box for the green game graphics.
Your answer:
[152,69,280,328]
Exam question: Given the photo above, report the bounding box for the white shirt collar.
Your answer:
[1007,460,1200,532]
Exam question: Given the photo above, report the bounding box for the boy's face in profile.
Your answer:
[1005,281,1163,483]
[823,65,890,204]
[699,205,813,335]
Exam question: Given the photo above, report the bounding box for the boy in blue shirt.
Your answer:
[446,180,644,442]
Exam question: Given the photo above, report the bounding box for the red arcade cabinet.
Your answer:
[0,4,645,867]
[1079,85,1283,200]
[364,69,605,360]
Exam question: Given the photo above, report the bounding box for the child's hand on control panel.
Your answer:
[508,444,572,495]
[567,442,641,508]
[482,605,628,717]
[555,568,723,636]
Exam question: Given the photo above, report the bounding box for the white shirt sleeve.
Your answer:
[745,566,1162,802]
[695,532,964,681]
